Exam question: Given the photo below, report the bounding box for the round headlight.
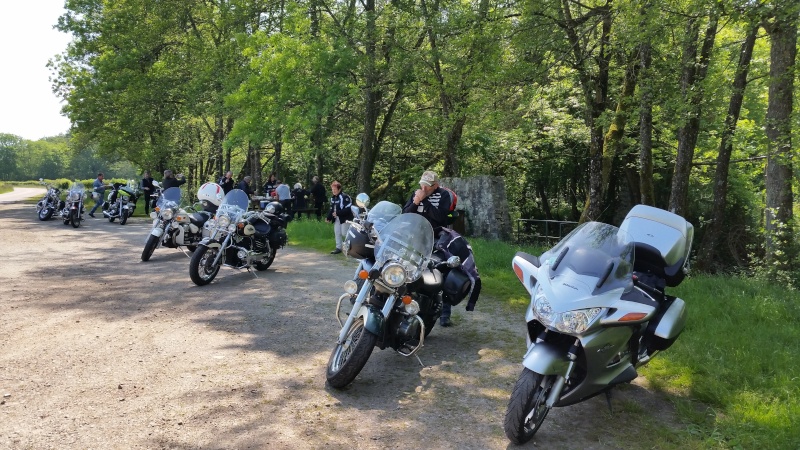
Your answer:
[217,215,231,228]
[227,223,237,232]
[381,263,406,287]
[161,209,174,220]
[149,211,158,219]
[404,300,420,316]
[343,280,359,295]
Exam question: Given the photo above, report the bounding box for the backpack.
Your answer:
[441,186,459,225]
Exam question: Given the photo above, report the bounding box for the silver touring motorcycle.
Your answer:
[504,205,693,444]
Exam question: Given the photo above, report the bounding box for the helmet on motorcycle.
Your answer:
[265,201,284,215]
[197,182,224,206]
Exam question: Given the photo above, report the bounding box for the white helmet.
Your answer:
[197,182,224,206]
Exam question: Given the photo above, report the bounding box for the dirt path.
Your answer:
[0,196,681,449]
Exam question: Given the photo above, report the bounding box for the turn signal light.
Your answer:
[619,312,648,322]
[358,270,368,280]
[401,295,412,305]
[513,262,524,283]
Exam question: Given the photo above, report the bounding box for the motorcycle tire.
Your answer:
[326,317,377,389]
[189,245,222,286]
[38,205,53,221]
[108,215,115,222]
[186,245,197,252]
[120,210,129,225]
[70,209,81,228]
[141,234,160,261]
[254,248,276,271]
[503,368,554,445]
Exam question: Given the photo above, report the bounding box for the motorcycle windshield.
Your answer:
[69,182,85,193]
[158,187,182,210]
[366,201,402,234]
[217,189,250,221]
[540,222,634,295]
[374,213,434,283]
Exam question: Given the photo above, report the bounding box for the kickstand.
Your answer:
[414,353,424,367]
[247,267,259,279]
[604,390,613,414]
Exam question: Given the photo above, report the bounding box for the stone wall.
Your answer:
[440,175,512,240]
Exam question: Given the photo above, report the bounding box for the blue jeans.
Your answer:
[441,303,452,322]
[89,195,103,215]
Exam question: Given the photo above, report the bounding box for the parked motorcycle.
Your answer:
[102,180,140,224]
[58,181,87,228]
[325,203,469,389]
[188,189,289,286]
[503,205,693,444]
[141,183,222,261]
[36,178,63,221]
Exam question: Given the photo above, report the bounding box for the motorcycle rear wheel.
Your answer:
[254,247,275,271]
[70,209,81,228]
[504,368,553,444]
[38,205,53,221]
[189,245,221,286]
[141,234,159,261]
[326,317,377,389]
[120,210,129,225]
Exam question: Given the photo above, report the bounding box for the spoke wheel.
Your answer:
[141,234,160,261]
[189,245,221,285]
[326,317,377,389]
[120,209,129,225]
[503,369,554,445]
[38,204,53,221]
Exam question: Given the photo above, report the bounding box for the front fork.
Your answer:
[546,339,580,407]
[209,234,232,267]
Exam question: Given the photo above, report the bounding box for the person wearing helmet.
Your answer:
[291,182,309,219]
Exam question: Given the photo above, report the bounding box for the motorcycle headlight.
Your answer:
[161,209,174,220]
[381,263,406,287]
[228,223,237,233]
[343,280,359,295]
[217,215,231,228]
[404,300,420,316]
[149,212,157,219]
[532,286,602,334]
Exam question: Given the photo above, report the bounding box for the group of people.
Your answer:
[218,172,328,220]
[88,169,185,218]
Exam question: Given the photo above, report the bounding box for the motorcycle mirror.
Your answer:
[355,193,370,209]
[446,256,461,268]
[39,178,44,182]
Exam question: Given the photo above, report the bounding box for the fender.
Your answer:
[151,223,166,238]
[360,304,385,336]
[522,341,571,375]
[200,237,222,249]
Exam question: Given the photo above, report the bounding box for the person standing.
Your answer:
[140,171,155,215]
[326,181,354,254]
[161,170,186,190]
[263,173,278,198]
[238,176,254,198]
[402,170,461,326]
[309,176,326,220]
[275,179,292,213]
[88,172,110,218]
[291,182,309,219]
[218,171,235,194]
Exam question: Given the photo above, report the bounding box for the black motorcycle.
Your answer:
[36,178,63,221]
[326,204,470,389]
[189,189,289,286]
[59,181,87,228]
[103,181,140,225]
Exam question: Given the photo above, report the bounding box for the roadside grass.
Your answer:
[287,219,799,449]
[0,183,13,195]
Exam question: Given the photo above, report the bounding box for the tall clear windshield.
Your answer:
[69,182,85,193]
[374,213,434,283]
[540,222,634,294]
[366,201,402,234]
[158,187,182,210]
[217,189,250,222]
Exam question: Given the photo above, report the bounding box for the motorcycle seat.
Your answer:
[189,212,210,227]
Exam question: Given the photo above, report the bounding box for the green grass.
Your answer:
[0,183,13,195]
[287,220,800,449]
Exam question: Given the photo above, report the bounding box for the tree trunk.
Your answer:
[638,0,655,206]
[356,0,380,193]
[669,13,718,217]
[763,16,797,268]
[696,24,758,271]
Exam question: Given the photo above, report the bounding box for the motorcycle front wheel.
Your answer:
[503,368,554,444]
[326,317,377,389]
[70,209,81,228]
[38,205,53,221]
[189,245,222,285]
[120,210,129,225]
[141,234,160,261]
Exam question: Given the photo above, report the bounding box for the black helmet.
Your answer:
[443,268,471,306]
[265,201,284,215]
[344,225,374,259]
